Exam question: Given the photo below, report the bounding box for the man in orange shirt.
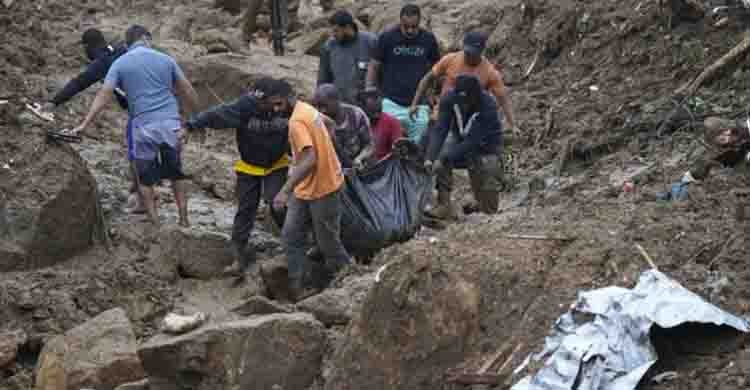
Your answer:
[408,31,514,130]
[269,79,352,301]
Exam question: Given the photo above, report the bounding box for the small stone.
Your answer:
[0,330,26,368]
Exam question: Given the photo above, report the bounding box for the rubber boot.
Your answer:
[426,190,457,220]
[223,243,256,277]
[288,276,318,303]
[476,190,500,214]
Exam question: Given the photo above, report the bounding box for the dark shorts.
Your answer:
[133,144,186,186]
[126,117,134,161]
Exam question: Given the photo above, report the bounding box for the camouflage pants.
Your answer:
[436,147,504,214]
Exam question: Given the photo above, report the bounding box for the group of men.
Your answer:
[45,3,515,301]
[318,5,514,218]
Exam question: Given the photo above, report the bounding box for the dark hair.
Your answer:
[400,4,421,19]
[81,28,107,48]
[314,84,340,102]
[254,77,294,99]
[329,10,357,31]
[125,25,152,46]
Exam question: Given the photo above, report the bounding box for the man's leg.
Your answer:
[426,162,457,220]
[241,0,265,40]
[158,144,190,227]
[228,173,263,274]
[126,118,148,214]
[309,190,351,284]
[133,158,161,226]
[282,195,314,299]
[468,152,503,214]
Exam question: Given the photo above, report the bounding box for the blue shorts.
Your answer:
[382,98,430,143]
[126,117,134,161]
[133,144,186,186]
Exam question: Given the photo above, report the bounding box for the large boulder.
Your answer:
[0,137,99,272]
[160,227,234,280]
[178,52,317,113]
[324,257,480,390]
[296,274,375,326]
[138,313,326,390]
[34,308,145,390]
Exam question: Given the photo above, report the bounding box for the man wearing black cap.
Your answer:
[423,74,505,218]
[410,31,514,131]
[317,10,376,105]
[185,77,290,278]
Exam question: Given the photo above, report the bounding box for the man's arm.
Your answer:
[317,45,334,86]
[74,85,115,132]
[278,146,316,196]
[186,95,254,131]
[366,60,381,89]
[425,97,453,162]
[497,93,514,130]
[353,112,373,164]
[367,32,387,89]
[51,58,111,106]
[175,77,200,118]
[489,75,514,129]
[410,71,436,111]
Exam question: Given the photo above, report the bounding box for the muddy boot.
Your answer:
[426,190,457,220]
[224,244,256,277]
[288,276,318,303]
[306,245,324,262]
[476,190,500,214]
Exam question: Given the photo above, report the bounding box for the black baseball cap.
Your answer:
[330,10,356,27]
[463,31,487,56]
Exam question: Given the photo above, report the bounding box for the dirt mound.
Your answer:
[325,256,479,390]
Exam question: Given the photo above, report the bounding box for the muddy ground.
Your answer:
[2,0,750,389]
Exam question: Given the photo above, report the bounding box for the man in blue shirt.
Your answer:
[73,25,200,228]
[43,29,149,213]
[423,74,504,219]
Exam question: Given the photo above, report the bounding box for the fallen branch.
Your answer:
[707,233,742,269]
[523,48,542,79]
[503,234,576,241]
[635,243,658,270]
[497,342,524,375]
[445,371,504,385]
[676,32,750,96]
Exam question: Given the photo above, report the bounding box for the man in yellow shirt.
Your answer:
[269,79,352,301]
[186,78,290,278]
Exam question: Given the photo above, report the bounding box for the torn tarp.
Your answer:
[512,270,749,390]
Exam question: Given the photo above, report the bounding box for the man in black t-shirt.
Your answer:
[366,4,440,143]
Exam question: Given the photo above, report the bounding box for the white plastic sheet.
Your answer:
[512,270,749,390]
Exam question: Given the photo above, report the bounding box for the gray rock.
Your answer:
[0,142,98,272]
[231,296,292,316]
[296,274,374,326]
[139,313,326,390]
[114,379,150,390]
[160,227,234,280]
[34,308,145,390]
